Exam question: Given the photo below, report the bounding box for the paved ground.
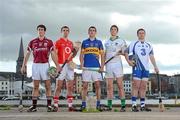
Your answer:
[1,99,180,106]
[0,107,180,120]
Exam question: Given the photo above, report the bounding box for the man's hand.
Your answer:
[80,64,83,70]
[56,65,62,74]
[128,60,136,67]
[20,65,26,74]
[99,66,104,73]
[154,66,159,73]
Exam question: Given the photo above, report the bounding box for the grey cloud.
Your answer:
[0,0,180,62]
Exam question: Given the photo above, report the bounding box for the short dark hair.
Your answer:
[61,26,70,32]
[137,28,146,35]
[37,24,46,31]
[88,26,97,32]
[110,25,119,31]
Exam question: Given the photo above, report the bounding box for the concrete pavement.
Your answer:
[0,107,180,120]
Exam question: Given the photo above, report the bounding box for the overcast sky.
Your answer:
[0,0,180,75]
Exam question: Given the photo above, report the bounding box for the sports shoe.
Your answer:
[107,107,112,111]
[140,106,151,112]
[68,106,77,112]
[120,106,126,112]
[80,106,86,112]
[52,106,59,112]
[96,106,103,112]
[27,106,37,112]
[131,105,139,112]
[47,106,53,112]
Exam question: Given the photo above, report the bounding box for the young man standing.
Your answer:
[104,25,127,112]
[80,26,105,111]
[126,28,159,112]
[21,24,60,112]
[52,26,76,112]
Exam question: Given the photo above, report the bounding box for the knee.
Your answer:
[45,85,51,91]
[107,84,113,91]
[67,85,73,90]
[83,84,88,91]
[140,84,146,91]
[56,84,62,91]
[118,82,124,90]
[95,82,100,89]
[132,82,138,90]
[34,85,39,90]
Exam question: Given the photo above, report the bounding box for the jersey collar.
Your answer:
[37,37,46,41]
[88,38,96,41]
[110,36,119,41]
[60,37,70,42]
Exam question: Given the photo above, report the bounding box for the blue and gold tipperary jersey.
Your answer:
[81,38,104,68]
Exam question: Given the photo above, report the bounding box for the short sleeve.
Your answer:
[27,41,32,51]
[48,40,54,52]
[99,40,104,54]
[81,41,85,54]
[149,44,154,55]
[121,39,127,54]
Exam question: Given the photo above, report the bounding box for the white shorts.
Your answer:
[32,63,50,80]
[56,64,74,81]
[105,62,123,78]
[82,70,102,82]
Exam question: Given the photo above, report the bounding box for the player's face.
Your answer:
[61,28,69,38]
[137,30,145,40]
[110,27,118,36]
[88,28,96,38]
[37,27,45,37]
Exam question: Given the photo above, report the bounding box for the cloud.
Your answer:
[0,0,180,75]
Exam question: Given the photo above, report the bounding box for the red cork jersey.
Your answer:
[55,38,73,64]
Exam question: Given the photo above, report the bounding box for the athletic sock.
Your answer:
[32,96,38,108]
[96,100,100,108]
[140,98,145,107]
[82,101,86,108]
[47,96,52,107]
[53,96,59,107]
[67,96,73,108]
[132,96,137,106]
[107,99,112,108]
[121,98,126,107]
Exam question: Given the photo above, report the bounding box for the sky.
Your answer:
[0,0,180,76]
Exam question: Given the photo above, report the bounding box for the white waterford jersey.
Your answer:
[105,37,127,63]
[128,40,154,71]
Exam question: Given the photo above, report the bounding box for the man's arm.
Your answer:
[100,51,105,71]
[150,54,159,73]
[51,50,61,72]
[21,51,31,74]
[79,49,84,69]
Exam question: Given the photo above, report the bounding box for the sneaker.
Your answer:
[68,107,77,112]
[120,106,126,112]
[96,106,103,112]
[52,106,59,112]
[131,105,139,112]
[80,106,86,112]
[140,106,151,112]
[27,106,37,112]
[47,106,53,112]
[107,107,112,111]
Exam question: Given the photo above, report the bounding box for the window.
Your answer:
[2,87,4,90]
[6,82,8,85]
[2,82,4,85]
